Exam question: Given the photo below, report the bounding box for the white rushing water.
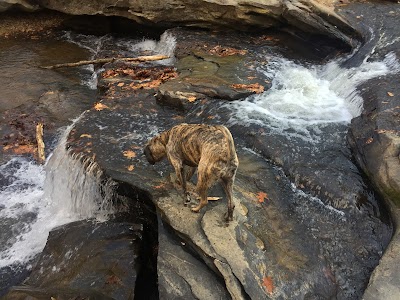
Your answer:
[0,121,114,269]
[229,52,400,141]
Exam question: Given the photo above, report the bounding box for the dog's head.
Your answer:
[144,135,167,165]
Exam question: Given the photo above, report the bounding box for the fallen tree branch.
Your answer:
[36,123,45,164]
[41,55,169,69]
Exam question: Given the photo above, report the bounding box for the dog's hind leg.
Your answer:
[222,176,235,222]
[185,166,196,181]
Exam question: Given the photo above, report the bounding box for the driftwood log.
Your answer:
[41,55,169,69]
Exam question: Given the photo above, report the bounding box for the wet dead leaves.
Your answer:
[2,112,50,161]
[102,66,178,92]
[207,45,248,56]
[231,83,264,94]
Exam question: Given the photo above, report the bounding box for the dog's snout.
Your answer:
[144,145,156,165]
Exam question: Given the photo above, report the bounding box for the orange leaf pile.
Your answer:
[208,45,248,56]
[102,66,178,91]
[231,83,264,94]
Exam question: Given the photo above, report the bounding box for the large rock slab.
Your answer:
[35,0,360,47]
[62,26,391,297]
[0,0,38,12]
[3,221,143,299]
[158,219,231,299]
[339,2,400,299]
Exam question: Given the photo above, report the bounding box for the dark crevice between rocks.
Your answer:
[346,146,394,229]
[111,182,159,300]
[61,15,168,38]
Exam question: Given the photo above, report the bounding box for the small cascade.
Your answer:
[228,52,400,141]
[44,119,116,221]
[0,118,115,269]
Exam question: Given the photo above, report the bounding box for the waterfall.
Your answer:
[0,119,115,269]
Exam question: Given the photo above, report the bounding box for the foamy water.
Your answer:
[0,121,115,269]
[228,52,400,141]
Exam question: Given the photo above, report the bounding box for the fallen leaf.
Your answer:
[3,144,36,155]
[105,274,122,285]
[187,95,197,102]
[387,92,394,97]
[123,150,136,159]
[80,134,92,138]
[117,82,125,87]
[127,165,135,171]
[154,182,167,189]
[262,276,274,294]
[257,191,268,203]
[94,103,109,111]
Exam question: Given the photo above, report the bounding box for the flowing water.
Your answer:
[228,52,400,142]
[0,27,399,296]
[0,31,176,294]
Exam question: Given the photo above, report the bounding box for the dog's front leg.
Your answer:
[222,176,235,222]
[169,156,191,206]
[191,166,209,213]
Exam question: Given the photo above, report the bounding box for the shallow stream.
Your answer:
[0,26,398,297]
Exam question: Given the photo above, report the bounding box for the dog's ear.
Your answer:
[144,145,156,165]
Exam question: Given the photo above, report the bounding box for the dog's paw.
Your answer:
[191,205,201,213]
[224,211,233,222]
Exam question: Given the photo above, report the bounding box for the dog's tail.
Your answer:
[215,125,238,163]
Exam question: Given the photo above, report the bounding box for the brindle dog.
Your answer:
[144,123,239,221]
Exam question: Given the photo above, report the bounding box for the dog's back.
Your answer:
[167,124,238,169]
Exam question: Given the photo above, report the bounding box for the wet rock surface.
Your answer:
[341,2,400,299]
[57,27,392,299]
[1,1,399,299]
[3,221,143,299]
